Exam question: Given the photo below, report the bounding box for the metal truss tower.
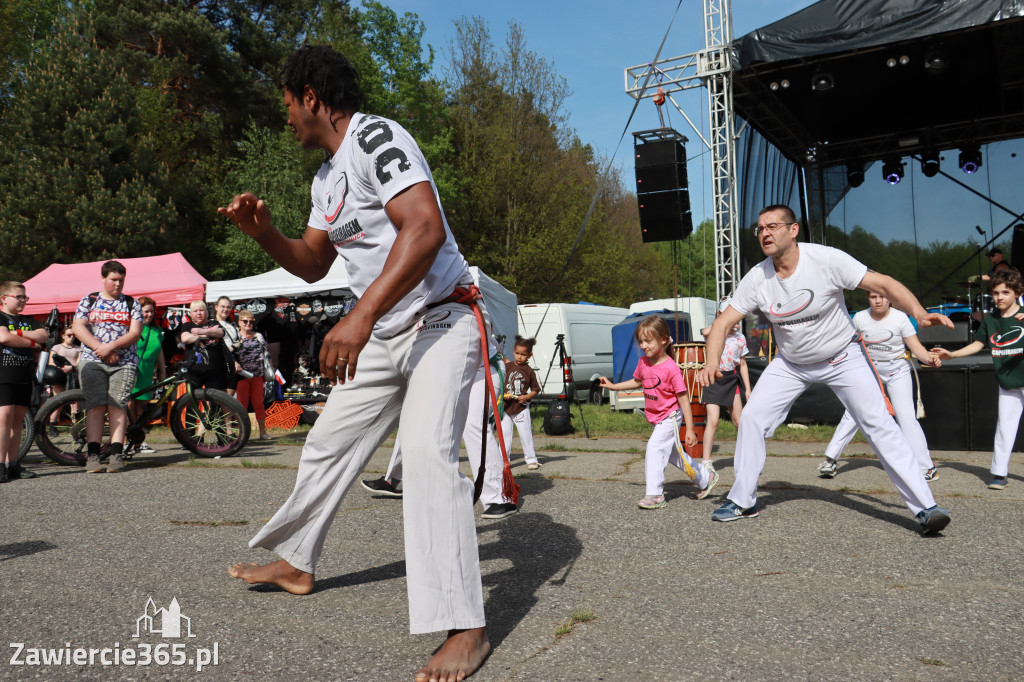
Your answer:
[625,0,740,299]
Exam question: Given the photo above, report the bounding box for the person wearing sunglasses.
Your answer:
[47,326,84,434]
[698,204,954,535]
[0,282,47,481]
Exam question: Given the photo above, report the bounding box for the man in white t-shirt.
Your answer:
[697,205,954,534]
[218,46,489,681]
[817,292,940,480]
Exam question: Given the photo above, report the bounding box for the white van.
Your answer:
[517,303,629,402]
[629,297,718,340]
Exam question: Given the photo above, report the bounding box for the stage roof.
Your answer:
[732,0,1024,166]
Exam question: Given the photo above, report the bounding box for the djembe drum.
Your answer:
[673,342,707,459]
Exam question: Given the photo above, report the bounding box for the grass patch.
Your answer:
[169,520,248,527]
[238,458,291,469]
[555,608,597,639]
[531,404,850,442]
[179,456,222,468]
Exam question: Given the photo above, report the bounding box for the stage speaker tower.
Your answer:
[633,129,693,243]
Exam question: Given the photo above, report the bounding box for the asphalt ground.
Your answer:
[3,431,1022,681]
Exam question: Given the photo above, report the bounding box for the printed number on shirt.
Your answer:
[356,117,411,185]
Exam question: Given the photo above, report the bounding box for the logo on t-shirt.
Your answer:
[324,172,348,224]
[991,326,1024,348]
[88,309,130,325]
[863,330,895,352]
[769,290,814,317]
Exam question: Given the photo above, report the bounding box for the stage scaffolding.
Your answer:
[625,0,739,300]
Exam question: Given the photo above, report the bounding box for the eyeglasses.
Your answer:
[239,320,254,324]
[753,222,794,236]
[2,294,29,302]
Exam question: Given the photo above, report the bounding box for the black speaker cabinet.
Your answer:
[636,163,689,193]
[918,363,1024,451]
[634,139,686,168]
[1012,223,1024,273]
[637,190,693,243]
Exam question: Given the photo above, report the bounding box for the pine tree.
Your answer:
[0,10,176,280]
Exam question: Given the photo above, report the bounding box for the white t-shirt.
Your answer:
[731,243,868,364]
[853,308,916,363]
[308,112,470,338]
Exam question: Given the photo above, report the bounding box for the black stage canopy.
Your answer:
[732,0,1024,167]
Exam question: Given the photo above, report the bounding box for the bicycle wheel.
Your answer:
[17,410,35,461]
[34,390,93,466]
[170,389,251,457]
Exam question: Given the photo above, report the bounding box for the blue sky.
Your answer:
[368,0,1024,247]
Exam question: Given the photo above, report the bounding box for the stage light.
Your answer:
[959,145,982,174]
[811,72,834,93]
[846,160,865,188]
[886,57,897,68]
[921,150,940,178]
[899,55,910,65]
[780,79,790,89]
[882,157,904,185]
[924,50,948,75]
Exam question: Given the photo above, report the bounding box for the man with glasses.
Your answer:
[697,204,954,534]
[73,260,142,473]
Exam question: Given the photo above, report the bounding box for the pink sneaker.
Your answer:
[637,495,667,509]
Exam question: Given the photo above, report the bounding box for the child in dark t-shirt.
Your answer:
[0,281,47,481]
[502,336,541,470]
[933,268,1024,490]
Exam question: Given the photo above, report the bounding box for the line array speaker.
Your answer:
[634,137,693,244]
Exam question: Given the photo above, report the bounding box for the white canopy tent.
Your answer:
[206,263,518,356]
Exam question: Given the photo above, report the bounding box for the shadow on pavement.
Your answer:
[0,540,58,562]
[477,510,583,649]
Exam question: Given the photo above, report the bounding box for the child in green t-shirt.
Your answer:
[932,268,1024,490]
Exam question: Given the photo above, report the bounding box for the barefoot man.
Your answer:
[219,45,489,681]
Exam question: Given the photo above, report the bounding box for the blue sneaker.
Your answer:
[988,476,1008,490]
[711,500,759,522]
[916,506,950,534]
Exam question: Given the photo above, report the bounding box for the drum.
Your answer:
[673,342,706,404]
[680,402,707,460]
[975,294,995,315]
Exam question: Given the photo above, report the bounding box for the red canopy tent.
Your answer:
[21,253,207,315]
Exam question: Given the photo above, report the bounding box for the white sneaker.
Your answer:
[137,442,156,454]
[817,458,838,478]
[527,461,541,470]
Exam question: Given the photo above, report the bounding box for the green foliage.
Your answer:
[442,17,670,307]
[0,9,176,280]
[211,122,322,278]
[0,0,65,108]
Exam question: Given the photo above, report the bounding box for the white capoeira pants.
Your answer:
[385,363,508,507]
[728,344,937,515]
[646,410,711,496]
[993,385,1024,477]
[824,358,934,470]
[247,304,485,635]
[500,407,539,466]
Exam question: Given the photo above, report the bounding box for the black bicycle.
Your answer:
[34,349,251,465]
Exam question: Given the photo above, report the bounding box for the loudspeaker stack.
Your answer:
[633,129,693,243]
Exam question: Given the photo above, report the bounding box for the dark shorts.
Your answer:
[0,382,32,407]
[79,361,138,411]
[188,366,227,391]
[702,369,739,407]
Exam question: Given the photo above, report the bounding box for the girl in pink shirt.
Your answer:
[600,317,719,508]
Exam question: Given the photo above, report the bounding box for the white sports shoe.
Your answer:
[817,458,838,478]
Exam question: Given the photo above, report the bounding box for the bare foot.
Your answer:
[415,628,490,682]
[227,559,314,595]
